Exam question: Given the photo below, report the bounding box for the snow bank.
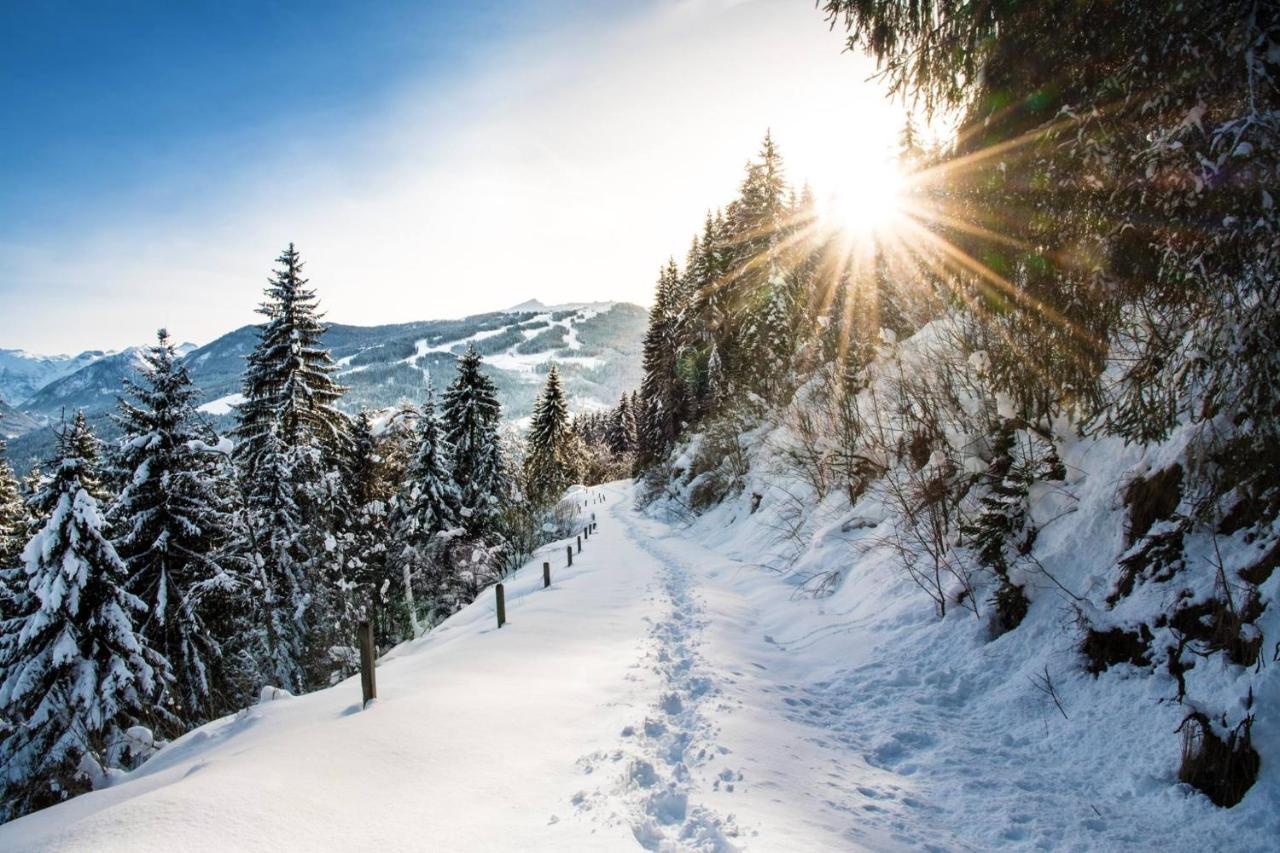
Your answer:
[0,502,645,852]
[640,319,1278,849]
[196,393,245,415]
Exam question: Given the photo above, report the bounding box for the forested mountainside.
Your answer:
[0,302,646,469]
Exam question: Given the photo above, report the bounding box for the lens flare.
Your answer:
[822,164,904,236]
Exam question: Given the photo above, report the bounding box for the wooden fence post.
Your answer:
[495,583,506,628]
[567,545,573,566]
[577,535,582,553]
[584,525,589,540]
[543,561,551,588]
[358,620,377,707]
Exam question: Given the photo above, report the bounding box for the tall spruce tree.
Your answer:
[606,393,637,455]
[332,411,397,652]
[110,329,243,726]
[392,385,461,633]
[0,441,31,623]
[524,365,581,506]
[755,266,795,399]
[231,244,348,692]
[0,416,168,821]
[638,261,684,464]
[440,345,508,542]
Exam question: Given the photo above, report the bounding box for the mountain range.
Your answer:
[1,302,648,468]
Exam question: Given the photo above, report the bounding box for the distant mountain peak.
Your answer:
[504,298,549,313]
[502,298,618,314]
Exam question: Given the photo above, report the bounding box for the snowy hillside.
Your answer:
[0,400,39,439]
[0,349,112,407]
[0,303,646,468]
[1,477,1274,852]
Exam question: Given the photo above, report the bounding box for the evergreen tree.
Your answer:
[440,345,508,543]
[235,245,348,466]
[524,365,582,506]
[110,330,243,727]
[0,441,31,622]
[0,417,167,820]
[27,413,109,515]
[960,420,1065,633]
[606,393,637,455]
[0,442,27,568]
[231,244,348,692]
[638,261,685,463]
[332,410,398,654]
[20,465,45,509]
[754,265,795,399]
[392,386,461,633]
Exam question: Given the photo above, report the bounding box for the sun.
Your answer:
[821,163,906,236]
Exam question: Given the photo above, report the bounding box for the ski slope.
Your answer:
[2,480,1275,852]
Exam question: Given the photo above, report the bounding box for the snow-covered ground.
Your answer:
[196,392,245,415]
[2,479,1274,851]
[415,309,608,380]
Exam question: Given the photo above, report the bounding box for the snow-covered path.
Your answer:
[0,480,906,852]
[578,491,958,852]
[4,479,1268,851]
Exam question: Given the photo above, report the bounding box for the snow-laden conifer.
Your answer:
[392,385,461,633]
[524,365,582,506]
[0,441,31,622]
[440,345,508,540]
[110,329,242,726]
[0,416,167,820]
[231,244,348,692]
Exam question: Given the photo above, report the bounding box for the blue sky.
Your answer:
[1,1,900,353]
[2,0,601,243]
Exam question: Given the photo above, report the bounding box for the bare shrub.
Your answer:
[684,403,759,510]
[877,455,977,617]
[864,340,987,618]
[1178,708,1259,808]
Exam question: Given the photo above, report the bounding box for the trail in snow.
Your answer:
[3,479,1271,852]
[571,514,742,850]
[574,499,962,853]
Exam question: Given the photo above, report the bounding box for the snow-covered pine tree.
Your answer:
[0,416,168,821]
[392,384,461,634]
[960,419,1065,634]
[20,464,45,508]
[441,345,508,543]
[638,261,684,465]
[0,441,31,622]
[231,244,348,692]
[675,211,722,419]
[27,412,110,514]
[235,245,348,464]
[0,442,25,565]
[329,410,396,659]
[524,365,582,506]
[606,393,637,456]
[110,329,242,727]
[755,264,795,399]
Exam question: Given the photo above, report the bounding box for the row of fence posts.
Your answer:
[358,505,601,707]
